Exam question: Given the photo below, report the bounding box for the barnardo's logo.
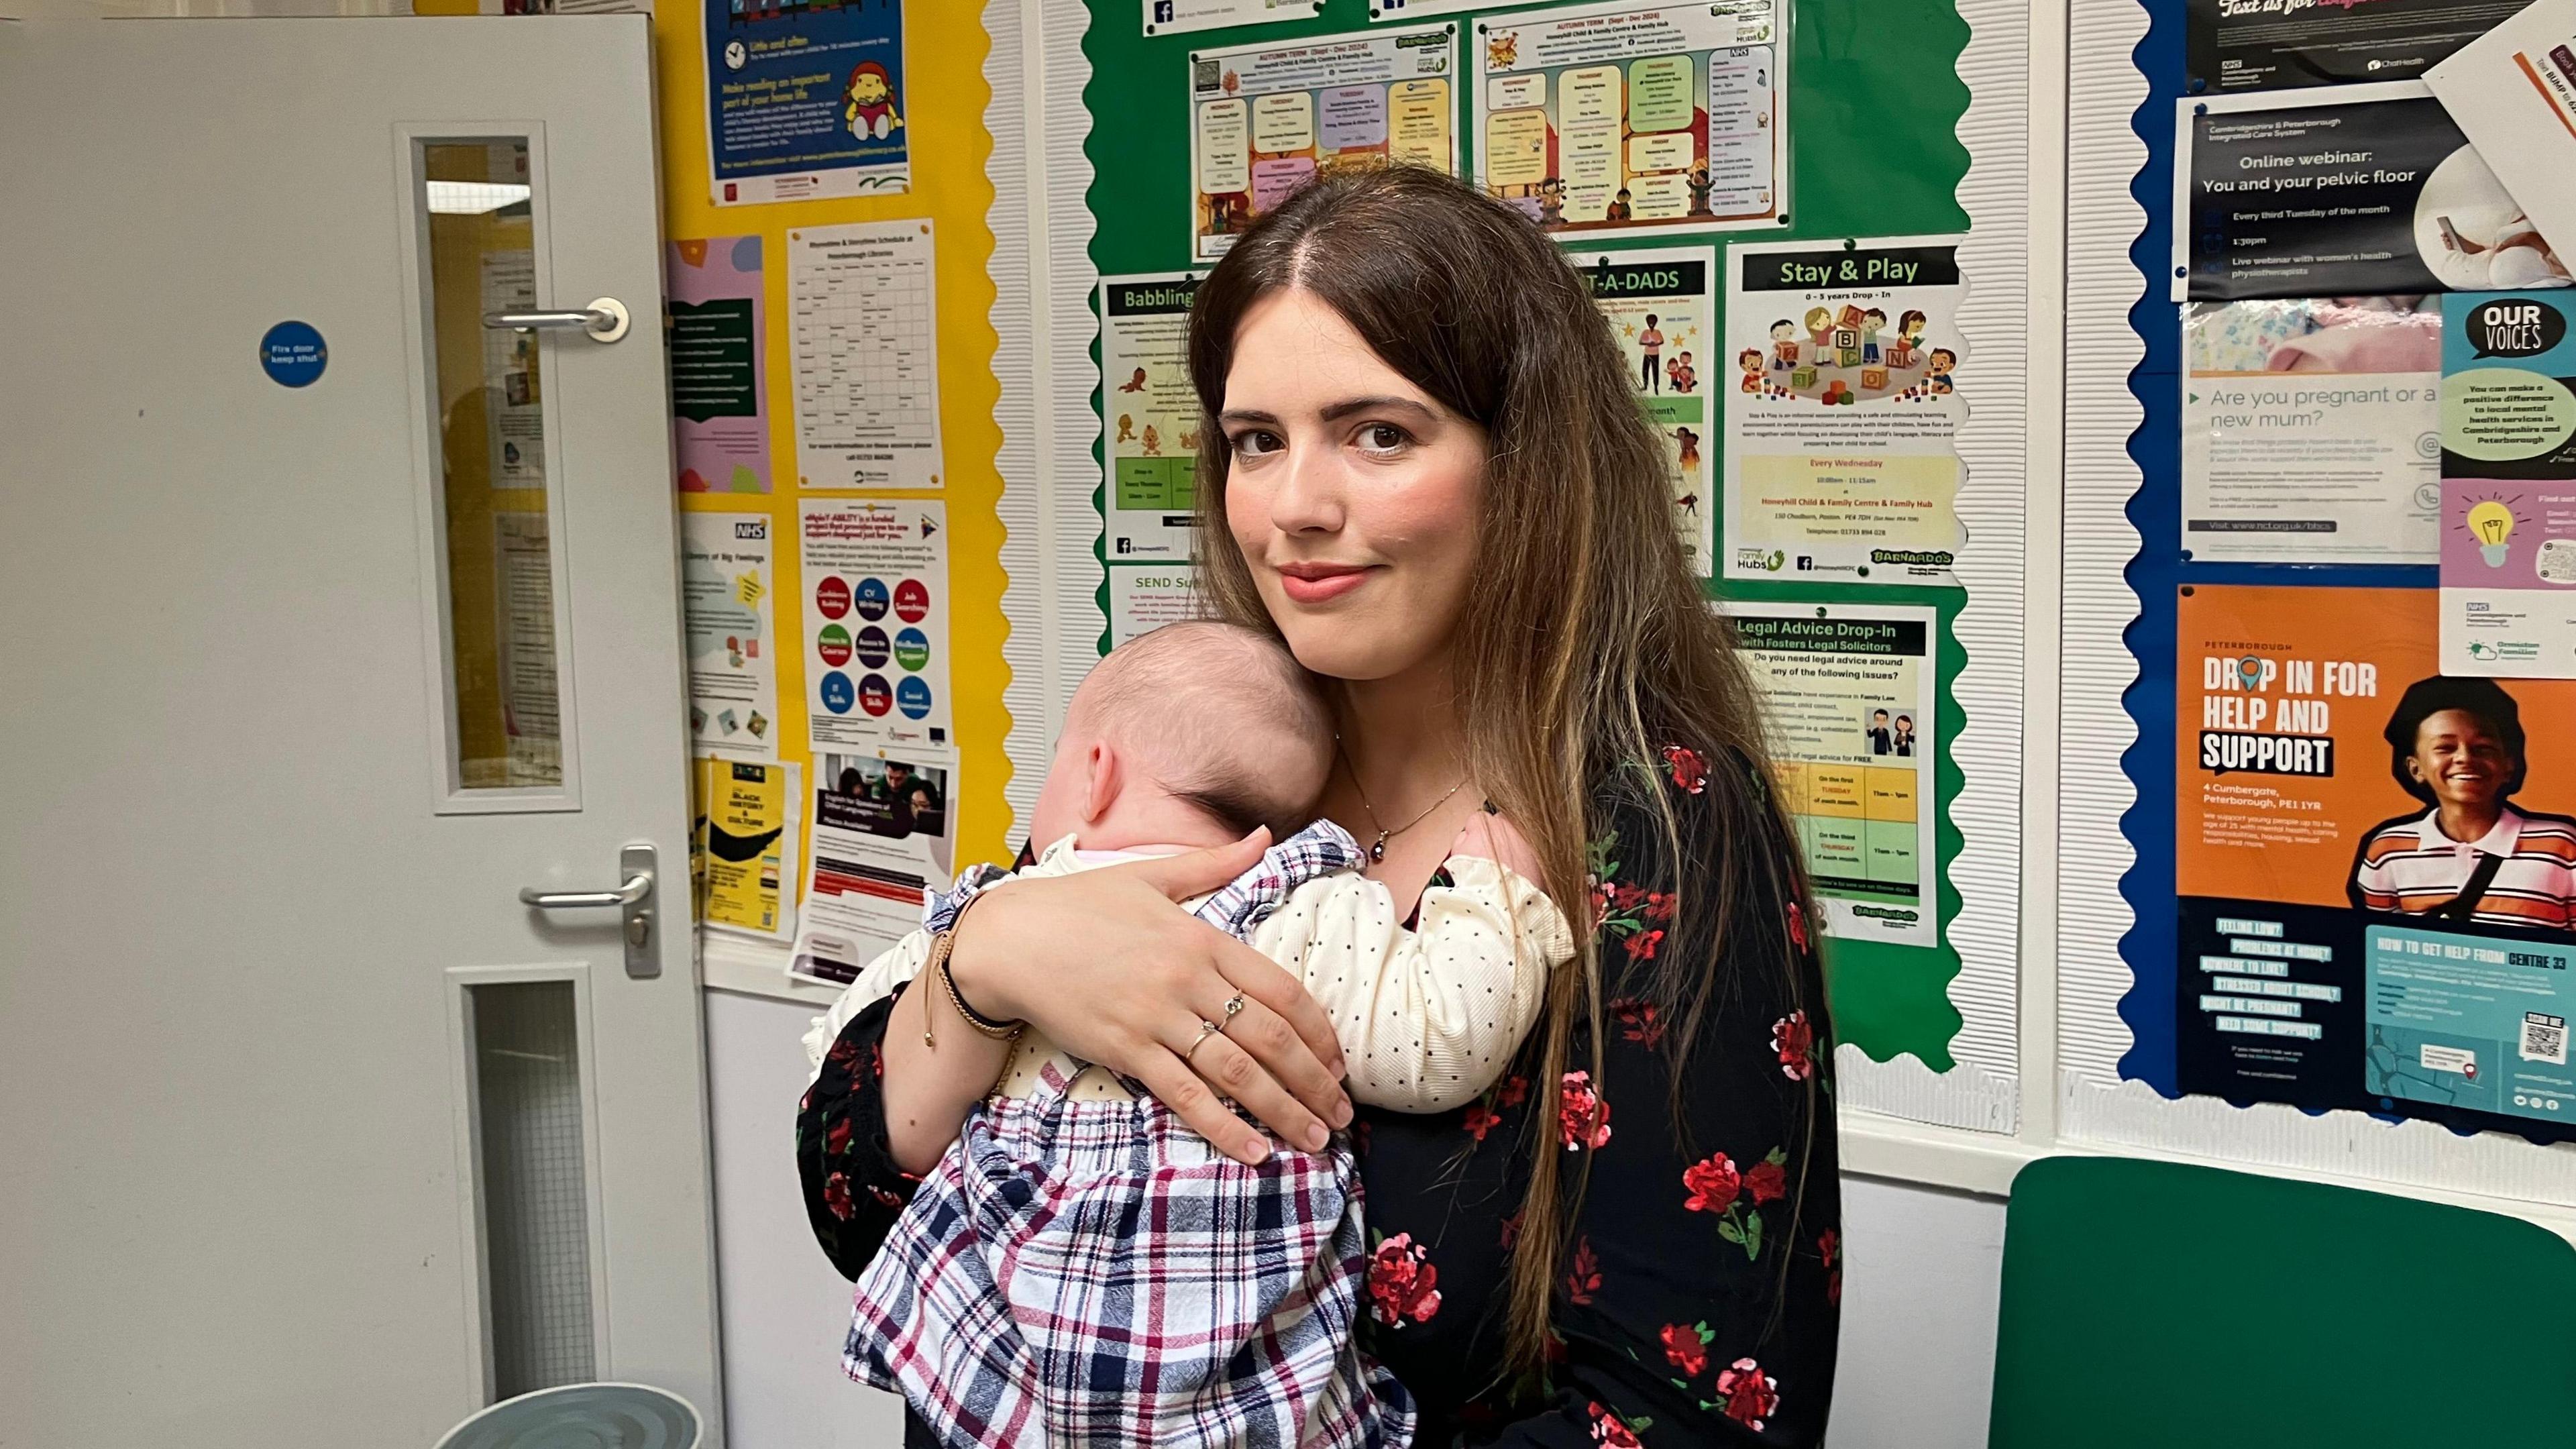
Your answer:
[1852,904,1920,924]
[1736,547,1788,572]
[1870,548,1955,568]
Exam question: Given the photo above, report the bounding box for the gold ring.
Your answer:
[1183,1018,1223,1065]
[1222,992,1248,1020]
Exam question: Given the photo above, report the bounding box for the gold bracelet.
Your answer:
[918,892,1022,1051]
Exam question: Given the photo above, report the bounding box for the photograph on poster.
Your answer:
[790,220,943,490]
[2181,297,2443,564]
[800,500,951,755]
[2426,0,2576,278]
[702,0,907,206]
[1108,567,1206,649]
[1721,237,1967,584]
[2171,584,2576,1139]
[1189,25,1459,262]
[1100,272,1204,561]
[1717,602,1939,950]
[790,750,957,984]
[682,512,778,758]
[1574,246,1716,575]
[2187,0,2531,94]
[1144,0,1317,37]
[1473,0,1784,239]
[2176,85,2573,302]
[694,757,798,942]
[669,236,771,496]
[2441,291,2576,676]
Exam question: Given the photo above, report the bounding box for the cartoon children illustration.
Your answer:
[1637,313,1664,393]
[1737,349,1766,394]
[1674,426,1701,470]
[1889,308,1927,367]
[1686,158,1714,217]
[1485,32,1519,68]
[1116,413,1135,443]
[1140,424,1162,456]
[1117,367,1148,393]
[1804,306,1835,343]
[844,62,902,141]
[1926,348,1957,394]
[1670,350,1697,393]
[1769,317,1801,368]
[1607,187,1633,222]
[1178,427,1200,451]
[1537,177,1566,226]
[1860,307,1887,366]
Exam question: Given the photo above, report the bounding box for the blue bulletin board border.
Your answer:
[2110,0,2438,1097]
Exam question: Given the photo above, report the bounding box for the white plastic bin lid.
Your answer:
[435,1383,700,1449]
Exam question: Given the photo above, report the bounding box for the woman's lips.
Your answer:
[1276,562,1375,604]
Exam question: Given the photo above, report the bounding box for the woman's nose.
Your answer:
[1268,441,1345,534]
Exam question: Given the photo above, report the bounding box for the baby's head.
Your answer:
[1029,622,1334,853]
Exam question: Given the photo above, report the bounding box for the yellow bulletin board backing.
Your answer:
[649,1,1019,904]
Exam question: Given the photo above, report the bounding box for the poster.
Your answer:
[2426,0,2576,318]
[2176,86,2573,302]
[1100,272,1205,561]
[682,512,778,758]
[2187,0,2532,94]
[702,0,908,206]
[2181,297,2443,564]
[1189,25,1460,261]
[1144,0,1316,37]
[1574,247,1717,574]
[479,250,544,490]
[1718,602,1938,949]
[2172,584,2576,1138]
[2440,292,2576,676]
[669,236,771,496]
[492,511,563,788]
[695,757,798,941]
[1109,566,1205,647]
[1721,237,1967,585]
[799,500,950,754]
[1474,0,1784,238]
[790,221,944,490]
[789,749,958,984]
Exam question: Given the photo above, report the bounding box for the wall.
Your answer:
[705,988,2007,1448]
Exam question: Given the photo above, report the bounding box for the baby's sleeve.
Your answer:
[801,927,936,1083]
[1251,858,1572,1113]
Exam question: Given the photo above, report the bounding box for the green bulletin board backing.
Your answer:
[1082,0,1974,1068]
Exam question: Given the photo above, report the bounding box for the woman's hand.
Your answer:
[947,830,1354,1165]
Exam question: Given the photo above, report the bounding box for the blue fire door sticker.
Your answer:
[258,321,327,387]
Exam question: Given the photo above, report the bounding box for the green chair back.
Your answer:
[1989,1154,2576,1448]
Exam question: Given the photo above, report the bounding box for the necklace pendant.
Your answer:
[1369,831,1389,863]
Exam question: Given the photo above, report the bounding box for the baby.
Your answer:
[804,621,1571,1449]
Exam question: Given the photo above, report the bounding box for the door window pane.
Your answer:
[468,979,598,1397]
[422,139,564,790]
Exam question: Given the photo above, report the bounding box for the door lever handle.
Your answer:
[482,296,631,343]
[519,844,660,978]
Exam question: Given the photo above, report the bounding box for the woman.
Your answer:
[2351,676,2576,931]
[798,166,1839,1445]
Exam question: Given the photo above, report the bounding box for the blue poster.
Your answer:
[2367,923,2576,1126]
[704,0,908,206]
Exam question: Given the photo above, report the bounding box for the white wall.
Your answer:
[705,988,2010,1448]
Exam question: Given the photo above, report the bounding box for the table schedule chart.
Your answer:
[788,220,944,490]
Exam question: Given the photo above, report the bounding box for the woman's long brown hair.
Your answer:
[1184,164,1821,1373]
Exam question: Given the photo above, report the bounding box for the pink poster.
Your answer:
[669,236,771,494]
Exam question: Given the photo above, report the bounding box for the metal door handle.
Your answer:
[482,296,631,343]
[518,844,660,978]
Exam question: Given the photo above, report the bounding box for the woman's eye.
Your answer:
[1356,423,1410,454]
[1229,429,1283,458]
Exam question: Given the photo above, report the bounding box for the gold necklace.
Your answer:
[1340,743,1468,863]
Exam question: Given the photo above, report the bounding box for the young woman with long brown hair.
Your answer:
[799,165,1839,1445]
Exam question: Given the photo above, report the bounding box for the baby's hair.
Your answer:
[1074,621,1334,839]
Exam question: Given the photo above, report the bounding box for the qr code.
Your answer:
[1193,56,1220,94]
[2521,1013,2567,1066]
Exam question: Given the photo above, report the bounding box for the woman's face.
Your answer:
[1218,288,1486,682]
[2408,708,2515,810]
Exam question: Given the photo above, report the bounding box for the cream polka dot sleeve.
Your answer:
[1251,856,1573,1114]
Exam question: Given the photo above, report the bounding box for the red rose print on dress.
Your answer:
[1746,1157,1787,1205]
[1559,1070,1612,1150]
[1772,1010,1816,1081]
[1623,928,1665,962]
[1786,900,1809,954]
[825,1036,859,1068]
[1498,1210,1522,1249]
[1660,1320,1713,1378]
[1662,744,1709,795]
[1682,1152,1742,1214]
[1368,1232,1442,1327]
[1613,998,1666,1048]
[1564,1236,1602,1305]
[1462,1102,1502,1143]
[1587,1402,1646,1446]
[1820,1228,1843,1307]
[1715,1358,1780,1432]
[822,1171,854,1221]
[1495,1074,1530,1108]
[1689,1147,1790,1260]
[824,1117,853,1156]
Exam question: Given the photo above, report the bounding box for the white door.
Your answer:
[0,18,722,1446]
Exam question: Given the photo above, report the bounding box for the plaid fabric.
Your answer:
[851,820,1408,1448]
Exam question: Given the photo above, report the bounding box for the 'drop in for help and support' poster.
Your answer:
[1717,601,1939,949]
[2443,292,2576,677]
[1100,272,1204,563]
[1722,237,1967,585]
[2171,584,2576,1140]
[681,512,777,758]
[702,0,908,205]
[799,500,949,755]
[1575,247,1717,575]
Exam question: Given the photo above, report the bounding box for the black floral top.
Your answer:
[797,745,1841,1446]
